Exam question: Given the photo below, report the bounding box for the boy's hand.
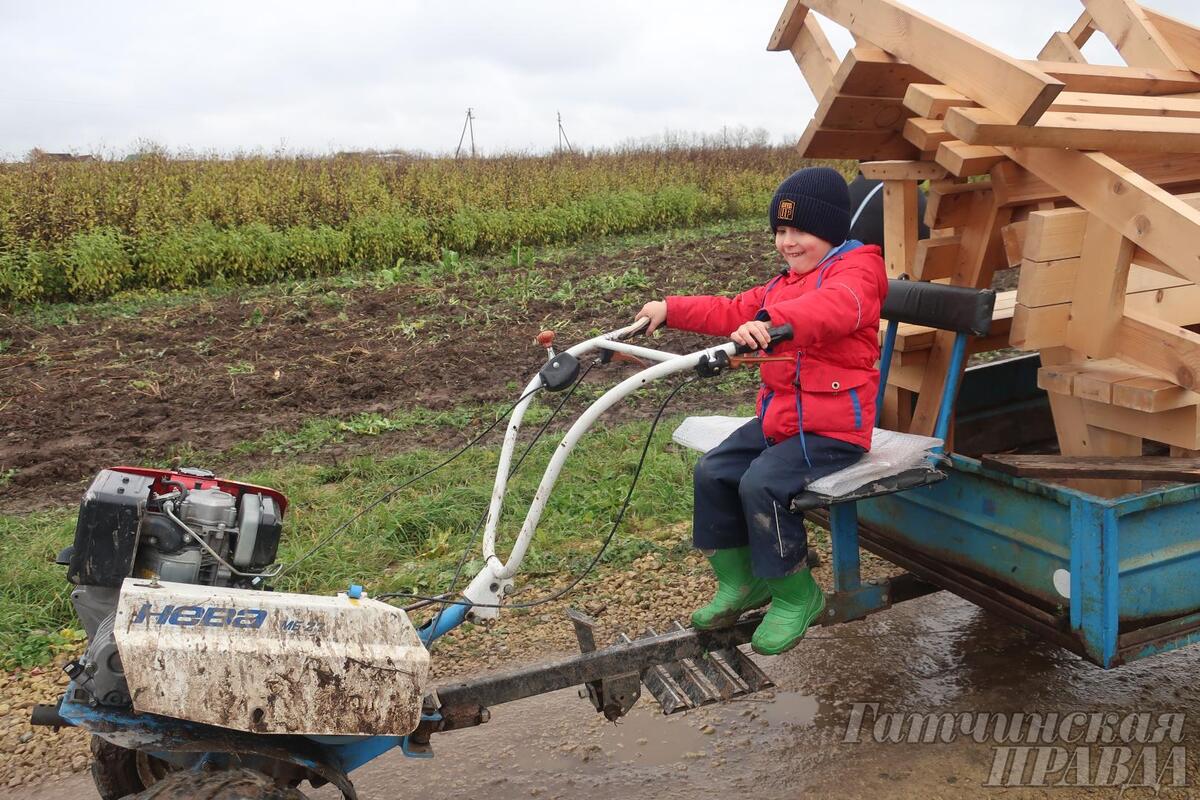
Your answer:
[635,300,667,334]
[730,320,773,351]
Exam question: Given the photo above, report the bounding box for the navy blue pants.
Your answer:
[693,419,865,578]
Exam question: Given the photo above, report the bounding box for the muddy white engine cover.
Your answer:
[114,578,430,736]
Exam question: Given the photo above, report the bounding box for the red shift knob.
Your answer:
[536,330,556,348]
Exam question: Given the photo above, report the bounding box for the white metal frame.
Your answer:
[462,321,744,617]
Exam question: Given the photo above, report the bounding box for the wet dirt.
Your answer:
[15,590,1200,800]
[0,231,775,512]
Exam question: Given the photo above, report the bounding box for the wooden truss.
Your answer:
[770,0,1200,496]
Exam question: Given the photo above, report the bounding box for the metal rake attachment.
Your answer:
[568,609,773,720]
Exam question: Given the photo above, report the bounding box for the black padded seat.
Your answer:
[789,465,947,513]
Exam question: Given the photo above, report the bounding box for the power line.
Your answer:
[556,111,573,154]
[454,108,476,158]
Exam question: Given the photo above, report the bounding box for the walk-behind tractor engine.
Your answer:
[60,466,430,737]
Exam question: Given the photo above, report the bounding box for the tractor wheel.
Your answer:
[122,768,309,800]
[91,736,150,800]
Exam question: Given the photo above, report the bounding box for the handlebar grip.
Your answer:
[733,324,793,355]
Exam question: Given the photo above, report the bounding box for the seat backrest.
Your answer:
[881,279,996,336]
[876,280,997,446]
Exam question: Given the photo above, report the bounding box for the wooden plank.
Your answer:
[881,384,916,431]
[767,0,810,52]
[1116,311,1200,390]
[1012,284,1200,350]
[903,84,975,120]
[1038,362,1089,395]
[860,160,947,181]
[946,106,1200,154]
[1065,216,1134,359]
[902,117,952,152]
[1073,363,1148,404]
[883,180,919,278]
[1028,60,1200,95]
[909,83,1200,119]
[798,0,1064,126]
[999,148,1200,286]
[837,47,935,98]
[1082,0,1188,70]
[1039,32,1088,64]
[1143,7,1200,74]
[797,122,920,160]
[935,140,1005,177]
[818,95,910,131]
[1113,376,1199,413]
[981,454,1200,482]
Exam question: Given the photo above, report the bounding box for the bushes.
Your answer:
[0,148,852,304]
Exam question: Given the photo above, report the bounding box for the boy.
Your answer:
[635,166,887,655]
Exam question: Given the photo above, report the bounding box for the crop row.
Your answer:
[0,147,848,304]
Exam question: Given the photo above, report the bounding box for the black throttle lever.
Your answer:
[733,324,794,355]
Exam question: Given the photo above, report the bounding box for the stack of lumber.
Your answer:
[770,0,1200,495]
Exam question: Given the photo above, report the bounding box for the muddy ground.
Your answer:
[0,231,776,512]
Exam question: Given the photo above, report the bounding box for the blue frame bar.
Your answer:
[417,602,470,647]
[829,502,862,592]
[876,320,900,427]
[932,332,969,447]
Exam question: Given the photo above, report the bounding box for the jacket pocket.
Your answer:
[801,371,873,433]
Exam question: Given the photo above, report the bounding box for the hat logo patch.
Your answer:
[778,199,795,221]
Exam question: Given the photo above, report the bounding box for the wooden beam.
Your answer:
[767,0,810,51]
[912,235,960,280]
[981,454,1200,483]
[1065,216,1135,359]
[946,106,1200,154]
[1114,376,1200,413]
[1143,7,1200,73]
[1082,0,1189,70]
[1080,396,1200,451]
[999,148,1200,286]
[1021,195,1200,265]
[910,188,1012,437]
[1039,32,1088,64]
[1012,284,1200,350]
[797,0,1064,125]
[1116,311,1200,390]
[909,83,1200,120]
[797,122,919,160]
[1068,10,1098,47]
[837,47,934,98]
[860,160,947,181]
[1026,60,1200,95]
[926,180,991,229]
[818,95,910,131]
[883,180,919,278]
[902,117,952,152]
[789,15,841,101]
[936,140,1005,178]
[1017,259,1189,307]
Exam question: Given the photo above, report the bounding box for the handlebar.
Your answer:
[732,324,793,355]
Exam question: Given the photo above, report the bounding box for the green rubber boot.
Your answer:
[690,547,771,631]
[751,567,826,655]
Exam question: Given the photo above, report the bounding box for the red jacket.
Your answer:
[666,242,887,451]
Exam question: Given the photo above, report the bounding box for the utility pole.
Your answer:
[455,108,476,158]
[556,111,573,154]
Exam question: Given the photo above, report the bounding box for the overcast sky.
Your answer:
[2,0,1197,159]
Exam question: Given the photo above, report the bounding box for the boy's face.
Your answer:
[775,225,834,275]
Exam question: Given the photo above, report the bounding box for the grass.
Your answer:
[0,398,758,669]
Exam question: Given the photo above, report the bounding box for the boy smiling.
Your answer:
[635,166,888,654]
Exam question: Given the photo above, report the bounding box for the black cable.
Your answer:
[378,375,696,611]
[421,359,598,646]
[274,383,546,580]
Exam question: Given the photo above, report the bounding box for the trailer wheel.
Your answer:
[122,767,309,800]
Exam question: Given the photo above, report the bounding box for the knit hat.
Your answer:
[769,167,852,245]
